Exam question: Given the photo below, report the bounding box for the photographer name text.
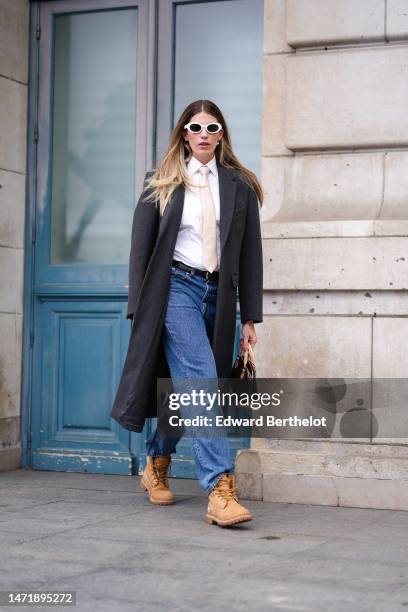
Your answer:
[168,415,327,428]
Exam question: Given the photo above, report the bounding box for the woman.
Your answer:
[111,99,263,527]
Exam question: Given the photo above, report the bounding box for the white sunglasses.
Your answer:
[184,122,223,134]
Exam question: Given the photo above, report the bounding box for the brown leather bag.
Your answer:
[231,343,256,379]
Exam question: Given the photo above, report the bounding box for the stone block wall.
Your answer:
[237,0,408,509]
[0,0,29,471]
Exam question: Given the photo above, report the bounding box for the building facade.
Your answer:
[1,0,408,510]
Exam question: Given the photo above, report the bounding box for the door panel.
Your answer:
[157,0,264,171]
[31,0,151,474]
[36,0,150,287]
[173,0,263,175]
[50,9,138,266]
[32,299,132,473]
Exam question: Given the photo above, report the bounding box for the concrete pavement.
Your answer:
[0,468,407,611]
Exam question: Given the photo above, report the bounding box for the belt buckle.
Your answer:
[205,270,210,280]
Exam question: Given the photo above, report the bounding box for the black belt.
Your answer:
[172,259,219,281]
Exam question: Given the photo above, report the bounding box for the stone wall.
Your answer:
[0,0,29,471]
[236,0,408,509]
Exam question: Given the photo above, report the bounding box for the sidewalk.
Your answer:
[0,467,407,612]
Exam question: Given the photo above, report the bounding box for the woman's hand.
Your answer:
[240,321,257,352]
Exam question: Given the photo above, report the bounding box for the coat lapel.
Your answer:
[217,163,237,252]
[157,161,237,253]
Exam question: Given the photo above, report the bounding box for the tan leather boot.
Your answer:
[140,456,175,505]
[206,473,252,526]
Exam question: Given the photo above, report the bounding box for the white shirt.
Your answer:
[173,154,221,271]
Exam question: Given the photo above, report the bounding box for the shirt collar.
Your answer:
[187,154,218,177]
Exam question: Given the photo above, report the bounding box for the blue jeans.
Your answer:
[145,265,234,494]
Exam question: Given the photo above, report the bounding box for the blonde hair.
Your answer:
[143,99,263,216]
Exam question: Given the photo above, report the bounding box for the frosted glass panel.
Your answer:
[174,0,263,176]
[50,9,137,264]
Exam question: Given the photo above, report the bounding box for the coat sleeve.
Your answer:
[238,185,263,325]
[127,171,160,320]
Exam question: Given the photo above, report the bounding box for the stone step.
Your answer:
[261,472,408,511]
[236,448,408,480]
[252,438,408,458]
[235,447,408,510]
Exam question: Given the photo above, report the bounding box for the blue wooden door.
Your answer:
[30,0,152,474]
[28,0,262,477]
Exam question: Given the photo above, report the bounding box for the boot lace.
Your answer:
[154,459,170,487]
[213,476,236,502]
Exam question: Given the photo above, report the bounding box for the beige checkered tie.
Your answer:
[198,165,217,273]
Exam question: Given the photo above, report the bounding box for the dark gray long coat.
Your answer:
[110,161,263,432]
